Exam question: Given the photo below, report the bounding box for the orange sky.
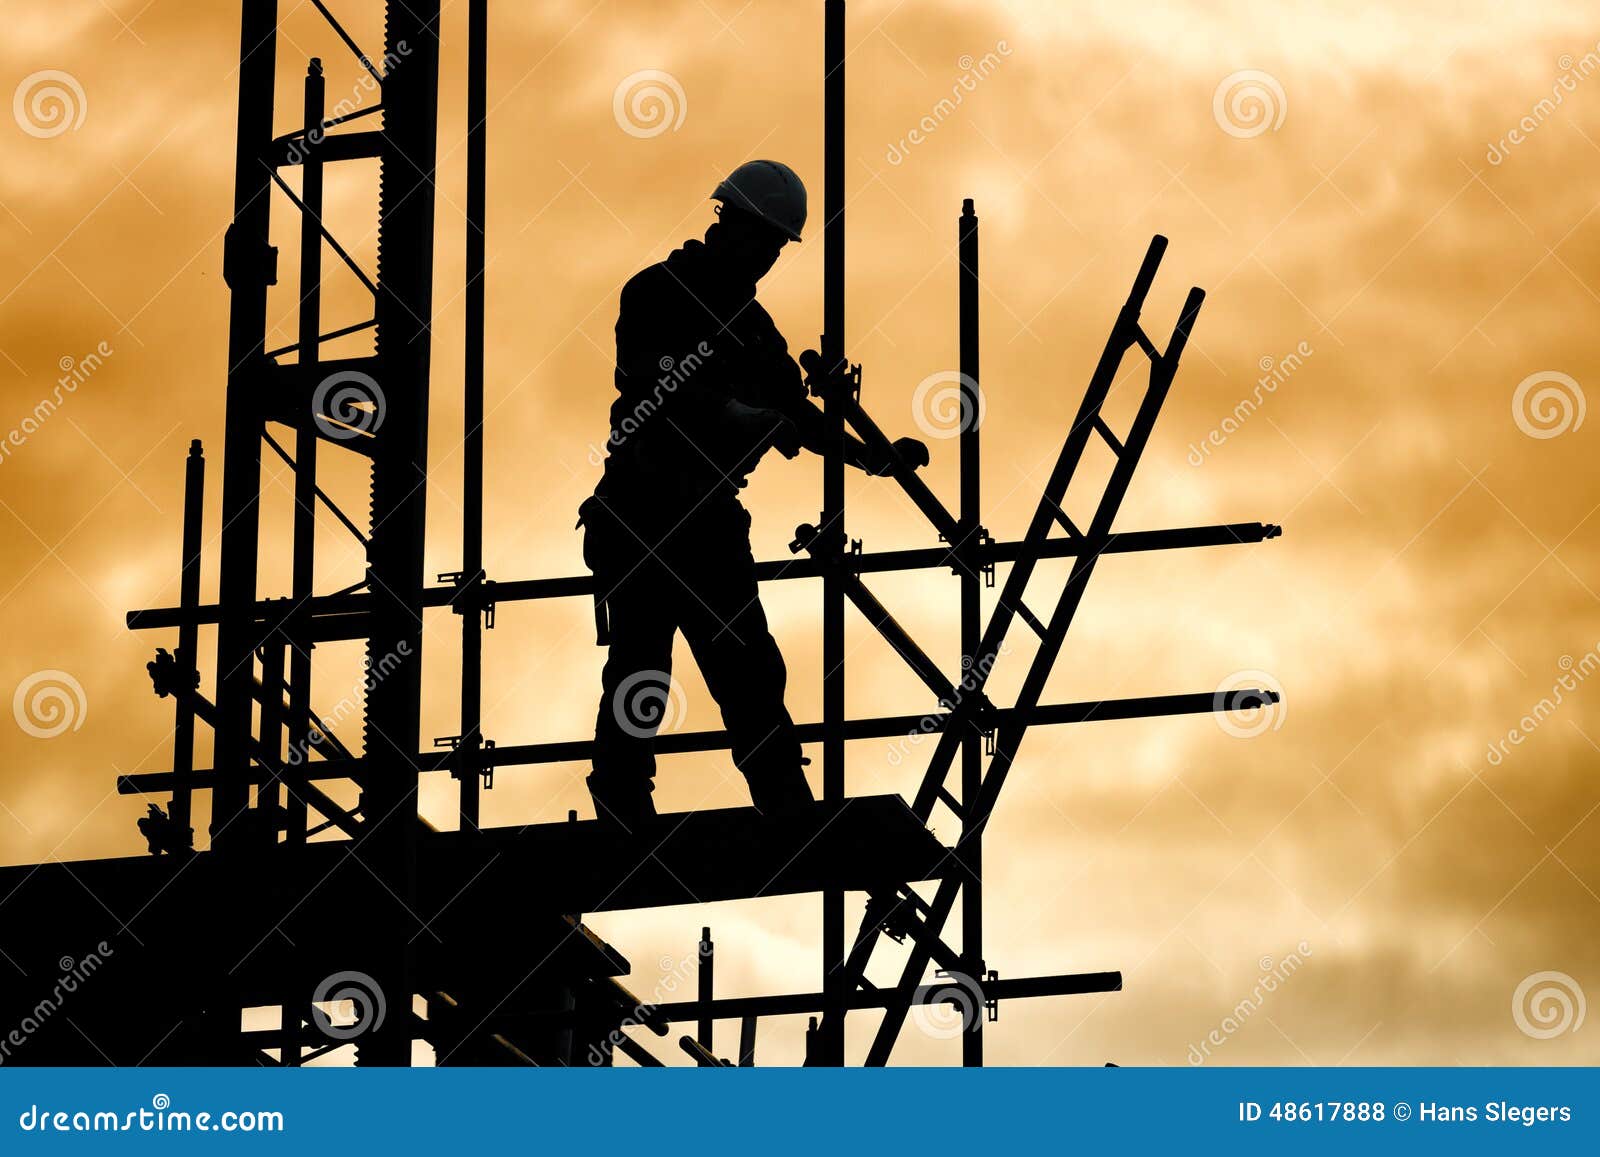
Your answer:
[2,0,1599,1066]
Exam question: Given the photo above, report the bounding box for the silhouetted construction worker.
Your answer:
[579,159,929,827]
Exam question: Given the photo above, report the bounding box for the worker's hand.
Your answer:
[725,400,800,460]
[865,436,930,476]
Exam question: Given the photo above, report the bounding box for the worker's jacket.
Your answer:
[597,239,809,515]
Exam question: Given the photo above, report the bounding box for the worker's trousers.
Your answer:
[583,492,802,800]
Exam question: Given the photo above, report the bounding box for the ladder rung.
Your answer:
[1047,500,1081,539]
[1092,414,1124,457]
[1132,324,1160,361]
[936,786,963,819]
[1012,599,1048,638]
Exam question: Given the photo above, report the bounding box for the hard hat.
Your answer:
[712,160,807,242]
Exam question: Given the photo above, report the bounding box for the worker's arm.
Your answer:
[776,350,929,475]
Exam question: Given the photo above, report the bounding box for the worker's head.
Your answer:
[707,160,806,283]
[706,204,790,283]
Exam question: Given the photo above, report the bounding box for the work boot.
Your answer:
[744,766,816,815]
[586,773,657,831]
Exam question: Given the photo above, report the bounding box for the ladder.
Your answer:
[814,236,1217,1064]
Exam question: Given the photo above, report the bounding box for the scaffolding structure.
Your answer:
[0,0,1280,1067]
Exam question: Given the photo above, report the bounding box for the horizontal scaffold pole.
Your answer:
[115,688,1278,795]
[126,521,1281,633]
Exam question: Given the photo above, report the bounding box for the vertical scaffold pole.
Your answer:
[212,0,279,848]
[170,439,204,848]
[818,0,847,1068]
[459,0,488,832]
[286,58,325,852]
[957,198,983,1067]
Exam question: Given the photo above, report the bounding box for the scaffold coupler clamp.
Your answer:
[800,349,862,404]
[146,647,200,700]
